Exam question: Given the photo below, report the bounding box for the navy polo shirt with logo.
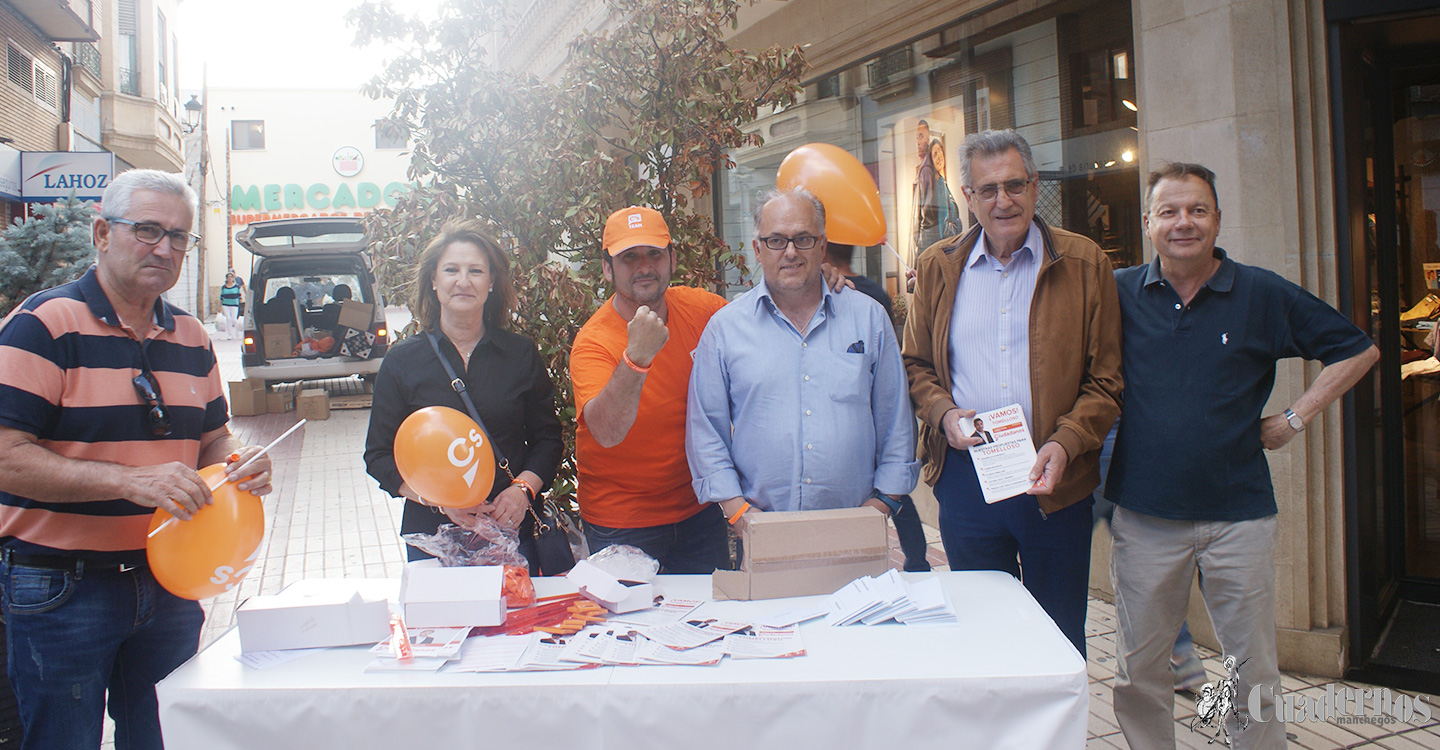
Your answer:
[1106,248,1372,521]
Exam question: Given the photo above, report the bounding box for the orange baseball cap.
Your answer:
[602,206,671,256]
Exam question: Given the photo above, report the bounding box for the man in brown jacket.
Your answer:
[903,129,1122,654]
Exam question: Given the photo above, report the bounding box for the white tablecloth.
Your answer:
[157,571,1086,749]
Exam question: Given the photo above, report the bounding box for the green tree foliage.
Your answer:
[0,195,98,318]
[351,0,806,502]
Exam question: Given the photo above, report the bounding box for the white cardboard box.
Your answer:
[237,588,390,653]
[399,560,506,628]
[566,559,655,613]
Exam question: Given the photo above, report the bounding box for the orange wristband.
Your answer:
[510,478,536,502]
[622,350,651,374]
[727,501,751,525]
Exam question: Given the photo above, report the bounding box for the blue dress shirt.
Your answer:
[948,223,1041,429]
[686,280,919,511]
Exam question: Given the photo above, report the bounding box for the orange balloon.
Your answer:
[776,143,886,246]
[393,406,496,509]
[146,464,265,600]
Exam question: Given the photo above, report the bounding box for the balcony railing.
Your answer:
[119,66,139,95]
[77,42,99,79]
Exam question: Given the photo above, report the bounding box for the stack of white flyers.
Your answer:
[826,570,958,627]
[607,597,704,627]
[364,626,471,672]
[448,634,533,672]
[638,619,749,650]
[964,403,1041,504]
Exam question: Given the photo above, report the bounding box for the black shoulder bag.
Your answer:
[424,332,576,575]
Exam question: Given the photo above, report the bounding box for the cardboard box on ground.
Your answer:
[713,507,890,601]
[296,389,329,421]
[228,379,266,417]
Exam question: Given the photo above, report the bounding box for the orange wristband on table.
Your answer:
[622,350,651,374]
[727,501,751,525]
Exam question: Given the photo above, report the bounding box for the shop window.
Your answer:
[718,0,1141,298]
[232,120,266,150]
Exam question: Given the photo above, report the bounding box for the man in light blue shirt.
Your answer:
[686,188,918,527]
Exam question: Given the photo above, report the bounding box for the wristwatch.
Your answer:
[874,494,902,516]
[1283,408,1305,433]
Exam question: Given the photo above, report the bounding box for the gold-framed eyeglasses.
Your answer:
[757,235,820,251]
[108,218,200,251]
[966,177,1034,202]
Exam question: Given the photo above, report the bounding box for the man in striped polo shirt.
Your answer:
[0,169,273,750]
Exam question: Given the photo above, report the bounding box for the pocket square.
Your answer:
[846,340,865,354]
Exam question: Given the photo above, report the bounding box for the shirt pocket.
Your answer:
[828,352,871,405]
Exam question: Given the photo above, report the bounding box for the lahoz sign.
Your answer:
[20,152,115,202]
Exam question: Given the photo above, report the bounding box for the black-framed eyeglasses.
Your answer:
[757,235,820,251]
[107,217,200,252]
[132,349,172,437]
[966,177,1034,202]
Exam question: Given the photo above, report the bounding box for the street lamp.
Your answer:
[183,95,202,134]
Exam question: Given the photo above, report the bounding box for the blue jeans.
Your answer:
[934,448,1093,656]
[1,561,203,750]
[584,503,730,574]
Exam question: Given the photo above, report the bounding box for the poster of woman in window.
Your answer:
[912,120,963,254]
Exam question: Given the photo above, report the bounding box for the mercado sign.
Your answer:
[230,181,411,214]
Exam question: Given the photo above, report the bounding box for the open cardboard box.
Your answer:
[713,506,889,601]
[399,560,505,628]
[237,586,390,652]
[567,559,655,613]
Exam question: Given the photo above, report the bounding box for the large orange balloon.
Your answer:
[147,464,265,600]
[393,406,496,508]
[776,143,886,246]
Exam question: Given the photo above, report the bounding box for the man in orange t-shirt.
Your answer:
[570,207,731,573]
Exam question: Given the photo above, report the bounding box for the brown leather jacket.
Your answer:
[902,220,1123,514]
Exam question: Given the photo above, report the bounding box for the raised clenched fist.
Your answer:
[626,305,669,367]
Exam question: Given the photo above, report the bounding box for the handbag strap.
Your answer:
[425,332,513,481]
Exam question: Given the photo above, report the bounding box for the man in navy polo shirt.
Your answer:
[1107,162,1377,750]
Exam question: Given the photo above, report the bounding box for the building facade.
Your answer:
[193,87,413,314]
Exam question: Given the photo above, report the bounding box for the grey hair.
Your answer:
[958,129,1037,188]
[751,187,827,238]
[101,169,198,218]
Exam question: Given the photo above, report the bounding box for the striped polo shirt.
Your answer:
[0,266,229,562]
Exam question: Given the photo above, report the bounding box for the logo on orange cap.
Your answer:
[603,206,671,256]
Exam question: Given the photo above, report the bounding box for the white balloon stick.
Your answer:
[147,418,308,539]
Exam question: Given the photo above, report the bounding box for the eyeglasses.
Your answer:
[132,346,172,437]
[757,235,820,251]
[107,218,200,251]
[966,177,1034,202]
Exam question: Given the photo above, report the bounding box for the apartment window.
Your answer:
[232,120,265,150]
[6,42,58,112]
[374,119,406,150]
[118,0,138,95]
[156,10,168,106]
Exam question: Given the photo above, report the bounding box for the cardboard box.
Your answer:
[712,507,889,601]
[399,560,505,628]
[262,323,295,360]
[566,560,655,613]
[228,379,266,417]
[337,300,374,332]
[237,588,390,653]
[266,390,294,414]
[296,388,330,421]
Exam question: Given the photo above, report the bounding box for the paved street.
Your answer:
[185,322,1440,750]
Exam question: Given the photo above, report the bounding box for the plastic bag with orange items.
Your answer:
[502,565,535,608]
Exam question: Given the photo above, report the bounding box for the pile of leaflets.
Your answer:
[825,570,959,627]
[365,597,806,673]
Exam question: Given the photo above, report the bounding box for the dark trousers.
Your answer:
[892,495,932,572]
[934,447,1092,655]
[584,504,730,575]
